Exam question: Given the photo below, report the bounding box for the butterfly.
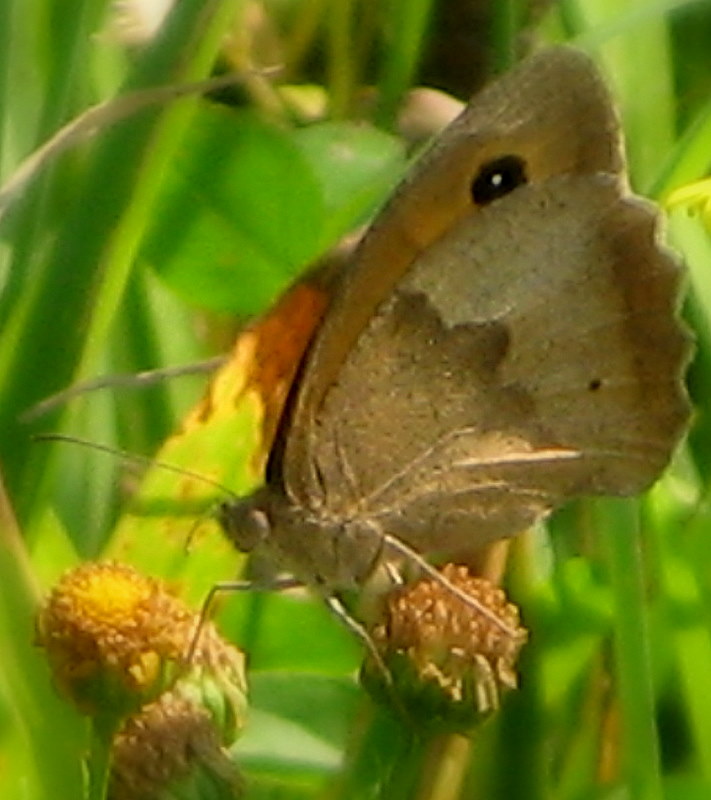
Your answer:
[213,47,689,604]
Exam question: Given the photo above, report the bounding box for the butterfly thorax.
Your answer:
[219,488,384,591]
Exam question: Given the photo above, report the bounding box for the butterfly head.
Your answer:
[218,492,272,554]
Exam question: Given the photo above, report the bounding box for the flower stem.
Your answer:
[416,733,472,800]
[87,715,119,800]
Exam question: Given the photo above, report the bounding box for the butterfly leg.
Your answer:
[323,593,392,685]
[187,575,304,662]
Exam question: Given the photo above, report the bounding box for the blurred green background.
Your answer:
[1,0,711,798]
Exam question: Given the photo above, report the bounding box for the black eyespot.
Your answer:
[588,378,602,391]
[471,155,528,205]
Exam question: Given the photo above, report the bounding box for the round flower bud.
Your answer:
[362,564,527,732]
[110,681,245,800]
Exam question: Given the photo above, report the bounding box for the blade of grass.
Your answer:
[650,94,711,199]
[0,474,85,800]
[648,484,711,781]
[597,498,663,800]
[0,0,242,530]
[374,0,435,129]
[566,0,676,192]
[326,0,356,119]
[489,0,528,73]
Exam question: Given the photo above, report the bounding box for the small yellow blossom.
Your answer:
[37,562,194,714]
[38,561,249,798]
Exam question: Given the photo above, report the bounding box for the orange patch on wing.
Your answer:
[247,280,330,453]
[184,272,332,473]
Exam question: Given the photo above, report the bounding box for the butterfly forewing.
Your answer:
[279,46,626,496]
[224,47,690,589]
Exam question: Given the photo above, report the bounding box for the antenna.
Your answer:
[34,432,241,502]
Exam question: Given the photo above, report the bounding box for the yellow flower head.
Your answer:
[363,564,527,732]
[38,562,195,715]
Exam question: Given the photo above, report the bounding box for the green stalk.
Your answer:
[74,0,243,381]
[87,714,121,800]
[374,0,434,129]
[597,498,663,800]
[326,0,356,119]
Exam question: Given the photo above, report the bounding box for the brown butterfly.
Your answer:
[219,46,690,599]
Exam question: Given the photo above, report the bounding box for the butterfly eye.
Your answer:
[470,155,528,205]
[219,501,271,552]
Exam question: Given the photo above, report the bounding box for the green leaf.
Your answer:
[292,120,406,245]
[145,106,326,315]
